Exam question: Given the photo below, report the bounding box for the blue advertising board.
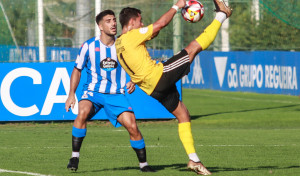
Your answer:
[0,62,180,121]
[183,51,299,96]
[1,49,299,122]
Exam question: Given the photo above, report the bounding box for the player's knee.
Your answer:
[185,40,202,60]
[77,108,92,120]
[126,123,140,137]
[127,122,139,131]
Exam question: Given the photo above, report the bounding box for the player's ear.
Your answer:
[98,22,103,31]
[129,18,135,27]
[125,18,133,31]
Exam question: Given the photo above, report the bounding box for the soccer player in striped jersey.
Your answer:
[65,10,154,172]
[116,0,232,175]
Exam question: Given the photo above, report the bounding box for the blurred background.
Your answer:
[0,0,299,62]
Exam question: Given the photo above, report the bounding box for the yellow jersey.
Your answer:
[116,24,163,95]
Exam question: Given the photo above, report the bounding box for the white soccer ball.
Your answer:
[181,0,204,23]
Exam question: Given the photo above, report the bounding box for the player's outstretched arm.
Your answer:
[152,0,185,38]
[65,67,81,112]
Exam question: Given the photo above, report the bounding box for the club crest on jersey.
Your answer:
[100,57,118,71]
[139,27,148,34]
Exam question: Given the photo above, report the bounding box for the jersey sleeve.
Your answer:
[129,24,153,46]
[74,42,89,70]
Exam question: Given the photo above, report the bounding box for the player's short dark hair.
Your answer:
[119,7,142,28]
[96,9,115,25]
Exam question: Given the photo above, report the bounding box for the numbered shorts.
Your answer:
[150,49,190,113]
[80,90,133,128]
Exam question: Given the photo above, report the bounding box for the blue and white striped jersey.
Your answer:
[75,36,127,94]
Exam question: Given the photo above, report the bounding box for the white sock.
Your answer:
[188,153,200,162]
[139,162,148,168]
[215,12,227,23]
[72,152,80,158]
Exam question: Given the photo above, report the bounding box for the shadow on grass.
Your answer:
[74,163,300,174]
[190,104,300,120]
[75,163,186,173]
[208,165,300,173]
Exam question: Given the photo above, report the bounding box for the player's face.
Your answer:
[132,14,144,29]
[99,14,117,36]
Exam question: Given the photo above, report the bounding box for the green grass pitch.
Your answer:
[0,89,300,176]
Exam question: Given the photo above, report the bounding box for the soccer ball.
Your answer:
[181,0,204,23]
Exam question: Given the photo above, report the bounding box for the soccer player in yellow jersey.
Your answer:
[116,0,232,175]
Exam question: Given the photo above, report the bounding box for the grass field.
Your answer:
[0,89,300,176]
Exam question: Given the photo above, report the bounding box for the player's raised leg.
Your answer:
[173,2,232,174]
[67,100,94,171]
[185,0,232,63]
[118,112,156,172]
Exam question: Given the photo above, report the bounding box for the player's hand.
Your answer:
[126,81,136,94]
[65,94,76,112]
[175,0,186,9]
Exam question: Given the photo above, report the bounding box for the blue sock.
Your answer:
[72,126,87,138]
[130,138,147,163]
[130,138,145,149]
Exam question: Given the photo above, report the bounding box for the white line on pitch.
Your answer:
[0,169,54,176]
[192,92,300,104]
[197,144,297,147]
[0,144,296,150]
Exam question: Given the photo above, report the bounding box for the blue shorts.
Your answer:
[79,90,133,128]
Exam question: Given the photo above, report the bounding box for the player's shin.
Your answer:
[178,122,200,162]
[195,12,226,51]
[71,126,87,158]
[130,138,148,167]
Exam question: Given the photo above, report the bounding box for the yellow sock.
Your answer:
[195,19,222,50]
[178,122,196,155]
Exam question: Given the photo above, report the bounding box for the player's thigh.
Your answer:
[77,100,94,119]
[118,111,137,129]
[172,101,190,123]
[185,40,202,62]
[151,86,180,113]
[157,50,190,92]
[103,94,134,127]
[105,94,133,116]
